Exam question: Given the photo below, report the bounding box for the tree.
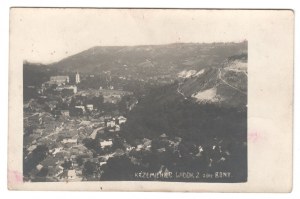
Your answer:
[82,138,102,154]
[112,137,125,150]
[101,155,136,181]
[61,160,73,170]
[23,145,49,176]
[76,156,84,167]
[82,161,99,180]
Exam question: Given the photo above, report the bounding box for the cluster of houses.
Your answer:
[99,88,133,104]
[104,116,127,132]
[40,75,79,95]
[37,74,139,118]
[24,73,144,181]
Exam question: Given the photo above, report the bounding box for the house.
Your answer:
[36,164,43,171]
[157,147,166,153]
[61,110,70,117]
[56,85,77,94]
[127,98,138,111]
[54,166,64,177]
[114,149,125,156]
[51,147,63,155]
[114,125,120,132]
[50,76,69,84]
[103,95,121,104]
[124,143,135,151]
[42,81,59,88]
[106,119,116,128]
[70,155,77,161]
[61,138,78,144]
[100,139,113,148]
[86,104,94,111]
[42,76,69,89]
[27,145,37,153]
[136,139,152,151]
[136,144,143,151]
[108,126,119,132]
[117,116,127,125]
[46,165,64,178]
[40,156,60,168]
[67,170,76,180]
[75,105,85,113]
[47,101,58,111]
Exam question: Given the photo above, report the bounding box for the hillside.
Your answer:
[47,42,247,78]
[177,53,247,108]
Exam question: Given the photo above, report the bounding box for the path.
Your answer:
[90,127,105,139]
[218,68,247,95]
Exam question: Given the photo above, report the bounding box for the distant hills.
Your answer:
[24,41,247,108]
[43,41,247,79]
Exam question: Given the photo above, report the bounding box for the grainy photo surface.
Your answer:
[22,21,248,183]
[9,8,293,192]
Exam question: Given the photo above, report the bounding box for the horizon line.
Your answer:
[24,40,248,65]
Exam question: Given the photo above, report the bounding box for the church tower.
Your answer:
[75,72,80,84]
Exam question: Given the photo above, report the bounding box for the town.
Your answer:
[23,42,247,182]
[23,71,142,181]
[23,69,244,182]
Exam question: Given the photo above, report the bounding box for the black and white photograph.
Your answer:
[7,8,293,192]
[22,9,247,183]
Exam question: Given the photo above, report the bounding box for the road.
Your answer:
[218,68,246,95]
[90,127,105,139]
[177,83,187,99]
[44,125,64,139]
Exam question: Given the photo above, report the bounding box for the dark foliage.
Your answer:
[100,155,137,181]
[82,138,102,154]
[119,83,247,181]
[82,161,100,180]
[23,145,49,177]
[122,83,247,144]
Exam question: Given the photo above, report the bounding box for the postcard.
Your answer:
[8,8,293,192]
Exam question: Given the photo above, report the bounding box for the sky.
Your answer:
[10,8,247,64]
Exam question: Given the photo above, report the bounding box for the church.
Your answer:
[75,72,80,84]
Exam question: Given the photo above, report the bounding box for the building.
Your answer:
[100,139,113,148]
[103,95,120,104]
[127,99,138,111]
[36,164,43,171]
[117,116,127,125]
[114,125,120,132]
[56,85,77,94]
[42,81,58,88]
[86,104,94,111]
[61,110,70,117]
[50,76,69,84]
[42,76,70,89]
[27,145,37,153]
[75,105,85,113]
[67,170,76,180]
[75,72,80,84]
[106,118,116,128]
[61,138,77,144]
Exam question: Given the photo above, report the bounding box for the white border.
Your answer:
[1,0,299,199]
